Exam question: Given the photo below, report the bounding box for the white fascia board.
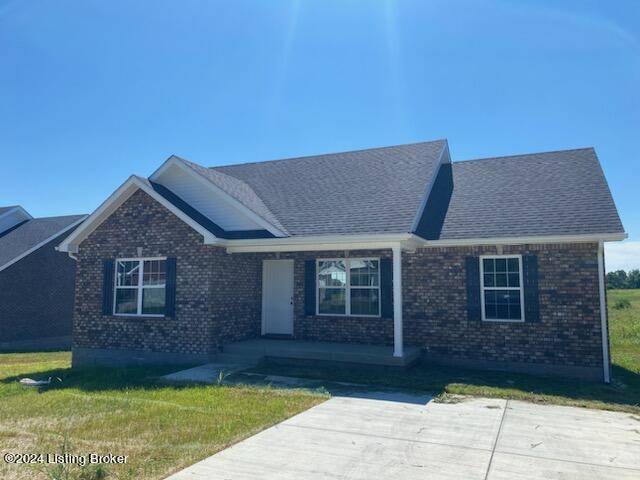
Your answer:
[223,233,417,253]
[419,232,628,248]
[57,176,218,253]
[150,156,287,237]
[0,215,87,272]
[149,155,180,179]
[410,141,451,232]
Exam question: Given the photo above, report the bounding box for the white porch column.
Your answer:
[392,244,403,357]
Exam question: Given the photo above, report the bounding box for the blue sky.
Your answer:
[1,0,638,268]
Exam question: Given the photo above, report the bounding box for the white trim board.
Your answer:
[224,232,625,253]
[0,216,87,273]
[225,234,420,253]
[57,176,219,253]
[420,233,627,247]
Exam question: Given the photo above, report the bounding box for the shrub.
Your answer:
[613,298,632,310]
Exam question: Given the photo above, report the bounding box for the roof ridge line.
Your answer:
[209,139,448,169]
[31,214,87,221]
[455,146,595,164]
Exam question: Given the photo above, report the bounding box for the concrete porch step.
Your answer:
[221,339,421,367]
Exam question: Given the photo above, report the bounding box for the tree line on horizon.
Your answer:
[606,269,640,289]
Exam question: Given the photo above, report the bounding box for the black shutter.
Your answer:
[304,260,316,316]
[465,256,481,321]
[380,258,393,318]
[165,257,177,317]
[522,254,540,323]
[102,259,115,315]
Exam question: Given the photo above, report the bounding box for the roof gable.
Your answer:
[426,148,624,240]
[57,176,220,253]
[149,156,287,236]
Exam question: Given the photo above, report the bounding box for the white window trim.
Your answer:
[316,257,381,318]
[113,257,167,317]
[479,254,525,323]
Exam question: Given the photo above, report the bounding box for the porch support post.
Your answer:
[392,244,403,357]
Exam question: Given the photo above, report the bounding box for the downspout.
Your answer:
[392,244,404,357]
[597,241,611,384]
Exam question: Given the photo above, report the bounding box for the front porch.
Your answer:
[255,244,409,359]
[220,338,421,367]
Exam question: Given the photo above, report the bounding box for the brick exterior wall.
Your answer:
[73,190,262,361]
[0,232,76,348]
[73,189,605,377]
[403,243,603,371]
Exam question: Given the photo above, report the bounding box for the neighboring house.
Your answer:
[58,140,625,382]
[0,206,86,350]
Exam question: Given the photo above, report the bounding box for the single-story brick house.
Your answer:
[57,140,625,381]
[0,205,86,350]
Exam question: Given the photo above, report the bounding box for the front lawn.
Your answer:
[0,352,326,480]
[1,291,637,478]
[251,289,640,414]
[609,288,640,374]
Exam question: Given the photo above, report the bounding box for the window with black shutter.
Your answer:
[110,257,170,317]
[479,255,524,322]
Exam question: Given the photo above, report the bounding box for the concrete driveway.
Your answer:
[167,392,640,479]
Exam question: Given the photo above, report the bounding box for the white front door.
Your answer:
[262,259,294,335]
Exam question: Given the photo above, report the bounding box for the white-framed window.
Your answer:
[114,257,166,317]
[480,255,525,322]
[316,258,380,317]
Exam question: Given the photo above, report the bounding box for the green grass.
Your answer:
[609,289,640,374]
[251,289,640,414]
[1,290,638,477]
[0,352,326,480]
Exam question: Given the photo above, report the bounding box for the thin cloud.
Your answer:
[605,241,640,272]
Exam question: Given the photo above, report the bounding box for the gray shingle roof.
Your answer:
[154,142,622,240]
[437,148,624,239]
[0,206,20,216]
[0,215,86,269]
[213,140,447,236]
